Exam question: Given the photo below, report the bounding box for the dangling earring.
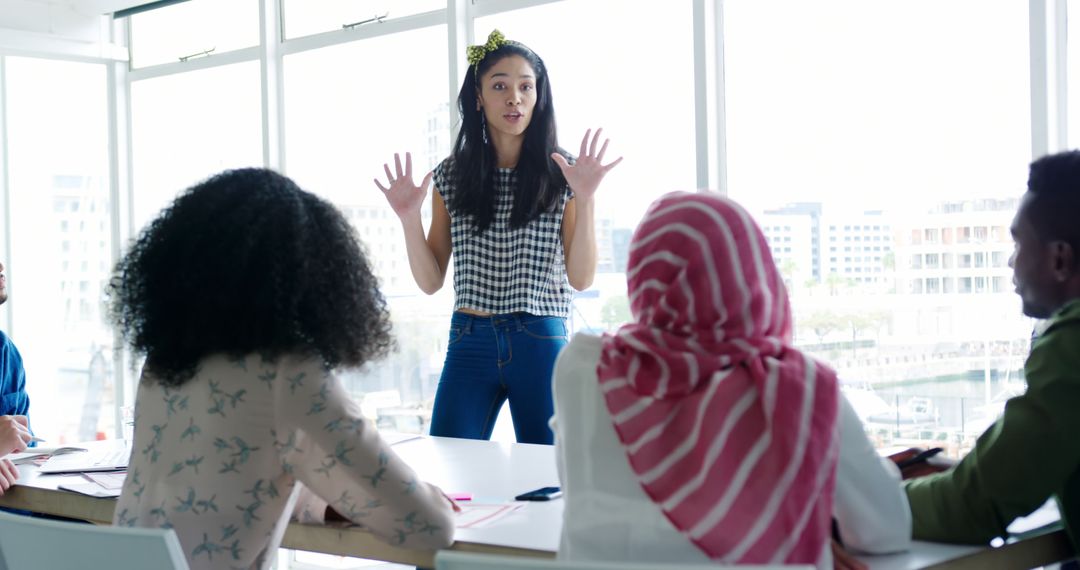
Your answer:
[481,114,489,145]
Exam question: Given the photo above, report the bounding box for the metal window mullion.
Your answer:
[279,10,447,57]
[109,16,136,438]
[448,0,472,138]
[714,0,728,196]
[693,0,716,191]
[0,57,11,336]
[469,0,564,18]
[261,0,285,172]
[127,45,261,82]
[1053,0,1068,151]
[1031,0,1052,159]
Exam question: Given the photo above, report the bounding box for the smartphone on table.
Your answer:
[514,486,562,501]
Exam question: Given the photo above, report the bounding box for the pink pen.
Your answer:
[447,492,473,501]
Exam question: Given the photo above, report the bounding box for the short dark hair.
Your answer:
[109,168,393,386]
[1026,150,1080,254]
[450,41,567,233]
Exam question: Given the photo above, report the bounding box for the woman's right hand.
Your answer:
[374,152,433,220]
[0,415,31,456]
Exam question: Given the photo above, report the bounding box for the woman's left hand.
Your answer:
[0,458,18,496]
[831,539,868,570]
[552,128,623,202]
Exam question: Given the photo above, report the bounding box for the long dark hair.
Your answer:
[108,168,394,386]
[449,41,567,233]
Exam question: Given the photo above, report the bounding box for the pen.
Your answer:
[29,436,46,443]
[896,447,943,469]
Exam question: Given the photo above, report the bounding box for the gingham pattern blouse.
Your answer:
[434,155,574,317]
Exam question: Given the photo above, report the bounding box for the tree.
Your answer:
[776,258,799,291]
[801,311,843,346]
[601,295,631,330]
[845,310,891,358]
[825,271,845,296]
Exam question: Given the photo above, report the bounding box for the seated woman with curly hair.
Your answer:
[109,168,455,570]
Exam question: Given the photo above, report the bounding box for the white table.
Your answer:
[0,437,1071,569]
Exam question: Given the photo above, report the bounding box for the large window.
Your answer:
[282,0,444,39]
[725,0,1032,457]
[130,62,264,230]
[284,25,453,434]
[4,57,113,444]
[10,0,1078,460]
[477,0,697,335]
[129,0,260,68]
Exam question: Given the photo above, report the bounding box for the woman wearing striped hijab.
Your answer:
[551,192,910,568]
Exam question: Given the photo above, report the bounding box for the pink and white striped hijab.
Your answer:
[597,192,840,565]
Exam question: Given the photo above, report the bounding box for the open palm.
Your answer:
[374,152,432,219]
[551,128,623,202]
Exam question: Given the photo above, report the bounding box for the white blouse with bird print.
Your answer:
[114,353,455,570]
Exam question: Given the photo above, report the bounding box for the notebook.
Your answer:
[38,443,132,474]
[7,446,88,465]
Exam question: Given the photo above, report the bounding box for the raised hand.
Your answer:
[374,152,433,220]
[551,128,623,202]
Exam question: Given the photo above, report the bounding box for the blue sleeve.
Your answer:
[0,334,29,418]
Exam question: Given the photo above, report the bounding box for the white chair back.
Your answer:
[435,550,815,570]
[0,510,189,570]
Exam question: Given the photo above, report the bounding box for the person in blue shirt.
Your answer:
[0,261,31,496]
[0,261,29,421]
[0,329,30,456]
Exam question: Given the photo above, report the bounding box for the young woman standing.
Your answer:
[376,30,621,444]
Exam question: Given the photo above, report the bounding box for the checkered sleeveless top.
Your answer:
[434,156,574,317]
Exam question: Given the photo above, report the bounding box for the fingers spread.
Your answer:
[597,139,610,162]
[589,128,603,156]
[551,153,570,172]
[578,130,591,158]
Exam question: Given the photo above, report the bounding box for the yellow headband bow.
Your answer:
[467,29,509,69]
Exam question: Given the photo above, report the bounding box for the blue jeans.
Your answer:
[429,312,567,444]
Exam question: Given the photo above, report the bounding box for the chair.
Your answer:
[0,510,189,570]
[435,551,814,570]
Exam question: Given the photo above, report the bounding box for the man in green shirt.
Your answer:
[906,150,1080,548]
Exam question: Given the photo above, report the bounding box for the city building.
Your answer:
[757,202,894,293]
[894,198,1017,297]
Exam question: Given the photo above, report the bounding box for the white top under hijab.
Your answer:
[552,333,911,567]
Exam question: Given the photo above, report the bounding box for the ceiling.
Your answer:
[0,0,158,23]
[18,0,153,15]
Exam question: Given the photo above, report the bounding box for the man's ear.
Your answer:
[1051,241,1076,281]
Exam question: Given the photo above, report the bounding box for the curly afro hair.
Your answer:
[109,167,394,386]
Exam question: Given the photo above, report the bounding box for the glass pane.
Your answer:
[1069,0,1080,146]
[283,0,444,39]
[476,0,697,334]
[130,62,264,231]
[725,0,1032,457]
[5,57,113,444]
[130,0,259,68]
[284,26,451,435]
